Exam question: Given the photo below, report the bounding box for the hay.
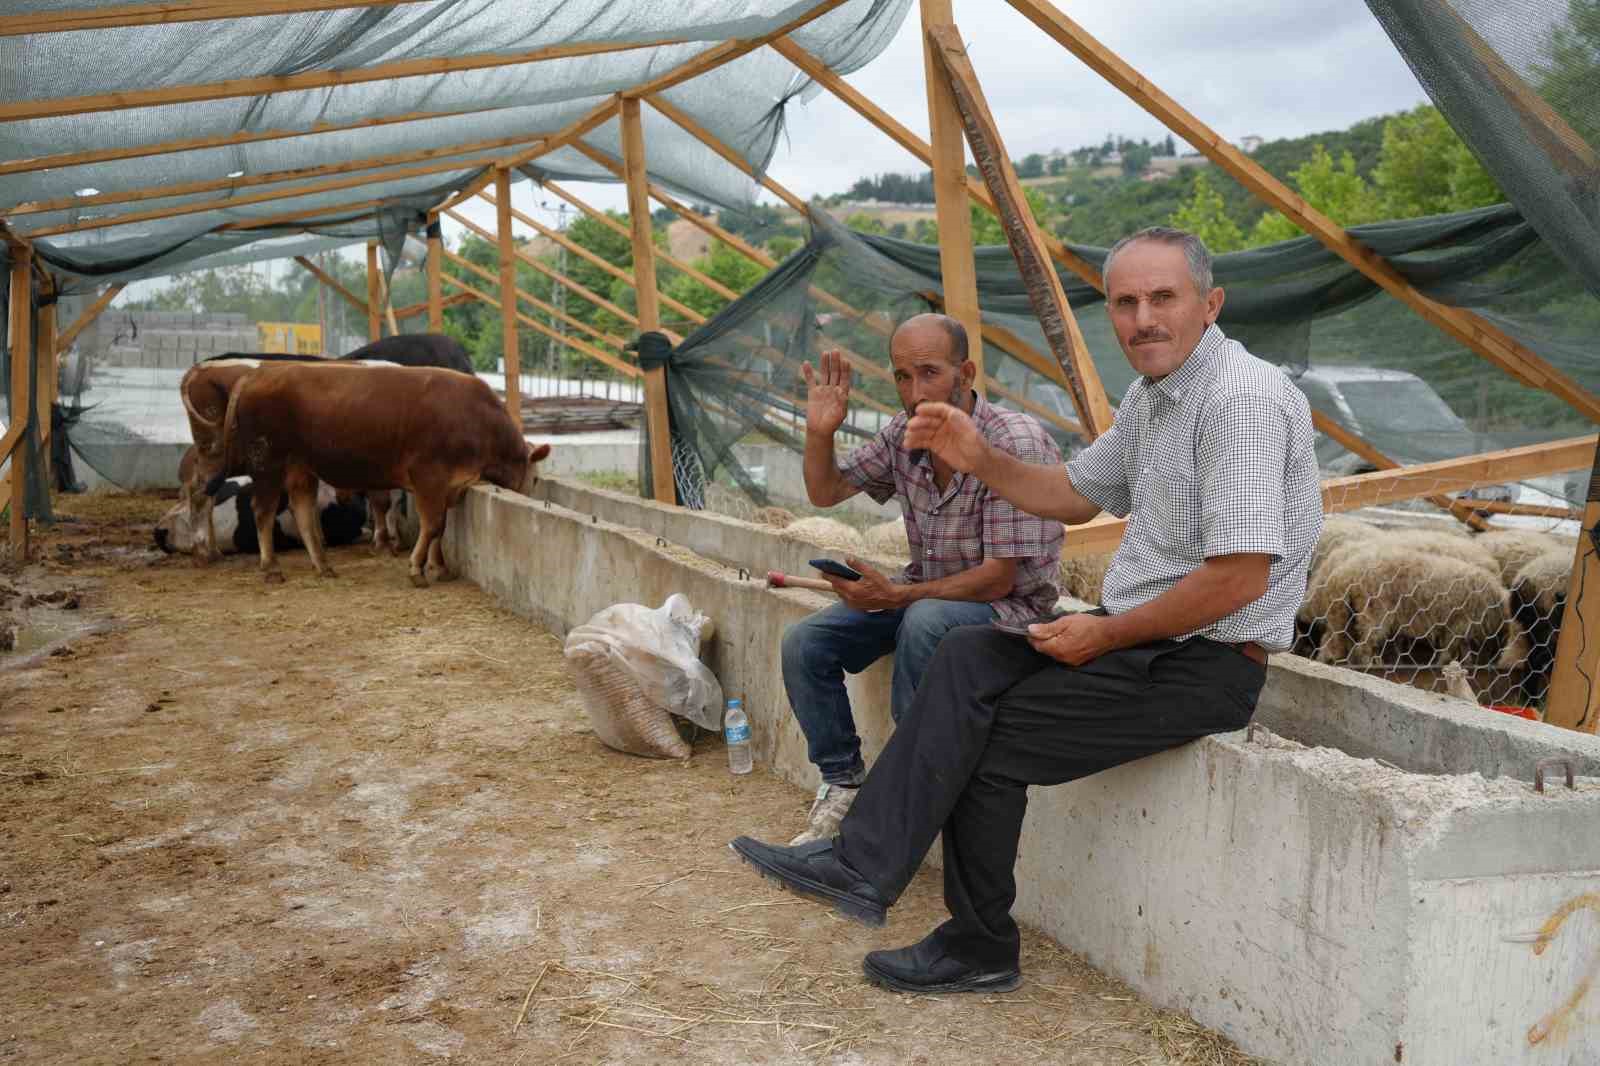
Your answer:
[861,518,908,558]
[1059,551,1112,604]
[749,506,797,530]
[781,516,865,554]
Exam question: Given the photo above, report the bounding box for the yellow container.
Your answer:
[257,322,322,355]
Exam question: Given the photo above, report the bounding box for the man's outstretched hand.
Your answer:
[905,401,989,473]
[801,348,852,436]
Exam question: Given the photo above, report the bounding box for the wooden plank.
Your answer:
[1,0,424,35]
[544,180,740,300]
[645,96,809,215]
[917,0,985,391]
[54,282,124,351]
[0,39,680,124]
[987,377,1079,438]
[927,21,1109,436]
[442,212,629,348]
[380,274,400,337]
[495,167,520,422]
[8,131,548,217]
[622,0,851,100]
[8,248,33,559]
[1546,443,1600,730]
[622,98,676,506]
[439,272,640,379]
[426,215,443,332]
[1310,408,1488,531]
[365,242,381,342]
[479,186,710,327]
[293,254,366,317]
[23,153,503,237]
[215,196,387,231]
[396,290,470,322]
[500,96,620,172]
[1006,0,1600,427]
[769,35,1104,290]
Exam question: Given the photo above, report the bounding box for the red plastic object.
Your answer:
[1487,704,1539,721]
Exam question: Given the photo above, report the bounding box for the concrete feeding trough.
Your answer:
[447,478,1600,1066]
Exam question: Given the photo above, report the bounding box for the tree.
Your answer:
[1533,0,1600,147]
[1120,143,1154,177]
[1371,104,1502,218]
[1017,153,1045,179]
[1248,145,1385,244]
[1168,172,1246,252]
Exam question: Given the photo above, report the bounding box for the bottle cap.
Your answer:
[728,696,743,708]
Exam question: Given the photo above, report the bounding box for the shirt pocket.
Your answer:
[1144,464,1202,559]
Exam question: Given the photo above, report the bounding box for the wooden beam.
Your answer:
[621,0,851,100]
[8,247,33,559]
[987,378,1079,438]
[544,180,740,300]
[918,0,986,392]
[397,290,470,322]
[293,254,366,317]
[645,96,809,215]
[927,22,1110,436]
[24,154,502,238]
[1,0,424,35]
[380,273,400,337]
[1310,409,1488,531]
[35,299,56,488]
[0,39,680,124]
[495,168,521,421]
[215,196,388,232]
[442,214,629,349]
[1547,443,1600,730]
[480,186,710,328]
[769,35,1103,290]
[426,216,443,332]
[445,208,651,335]
[439,271,640,380]
[500,96,620,172]
[623,98,676,506]
[1006,0,1600,427]
[54,282,124,351]
[364,242,381,343]
[8,131,549,218]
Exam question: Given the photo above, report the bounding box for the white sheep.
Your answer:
[783,515,866,553]
[749,505,797,530]
[1384,528,1499,577]
[1509,548,1573,703]
[1305,542,1528,670]
[1476,529,1571,587]
[1309,513,1378,580]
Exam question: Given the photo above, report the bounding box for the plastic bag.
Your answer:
[563,594,723,759]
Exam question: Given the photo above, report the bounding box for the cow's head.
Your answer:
[519,442,552,495]
[153,501,193,554]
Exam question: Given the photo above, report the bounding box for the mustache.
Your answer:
[1131,329,1173,345]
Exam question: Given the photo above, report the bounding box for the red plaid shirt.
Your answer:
[839,392,1064,623]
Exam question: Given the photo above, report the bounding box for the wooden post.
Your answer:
[919,0,985,389]
[426,214,443,332]
[621,97,677,505]
[1546,443,1600,731]
[54,282,123,352]
[926,22,1110,437]
[494,166,521,423]
[8,246,32,559]
[293,255,367,316]
[364,242,381,342]
[36,296,55,488]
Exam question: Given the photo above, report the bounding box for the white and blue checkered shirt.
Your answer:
[1065,325,1322,651]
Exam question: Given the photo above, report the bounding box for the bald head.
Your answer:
[892,312,968,366]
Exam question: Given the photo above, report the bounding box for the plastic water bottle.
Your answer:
[724,697,753,775]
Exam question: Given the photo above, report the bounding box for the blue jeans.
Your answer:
[781,599,996,785]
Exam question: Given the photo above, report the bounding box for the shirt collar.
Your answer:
[1146,323,1224,402]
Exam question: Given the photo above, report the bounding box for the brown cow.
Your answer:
[210,362,547,585]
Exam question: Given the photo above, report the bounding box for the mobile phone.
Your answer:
[809,558,863,582]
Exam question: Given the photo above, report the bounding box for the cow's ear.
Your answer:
[530,443,551,462]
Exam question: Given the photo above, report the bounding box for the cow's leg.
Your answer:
[408,490,448,589]
[368,491,397,556]
[427,515,456,582]
[286,468,335,579]
[385,492,404,553]
[252,481,286,584]
[184,474,219,566]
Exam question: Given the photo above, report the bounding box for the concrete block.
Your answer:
[445,484,1600,1066]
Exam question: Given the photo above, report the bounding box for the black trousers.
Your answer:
[835,625,1266,969]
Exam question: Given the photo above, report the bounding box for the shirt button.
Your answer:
[925,549,933,557]
[932,508,939,515]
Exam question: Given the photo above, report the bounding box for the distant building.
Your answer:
[1237,134,1264,155]
[1103,149,1122,165]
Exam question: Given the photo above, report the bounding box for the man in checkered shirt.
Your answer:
[777,312,1063,847]
[734,227,1322,996]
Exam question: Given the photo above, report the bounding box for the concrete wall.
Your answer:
[445,485,1600,1066]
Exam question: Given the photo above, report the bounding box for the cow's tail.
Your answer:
[205,374,250,499]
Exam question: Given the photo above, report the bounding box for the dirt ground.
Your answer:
[1,493,1261,1066]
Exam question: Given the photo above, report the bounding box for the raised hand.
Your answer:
[801,348,852,436]
[905,401,989,473]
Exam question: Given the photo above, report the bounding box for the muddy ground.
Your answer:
[1,493,1259,1065]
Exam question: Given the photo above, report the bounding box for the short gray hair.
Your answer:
[1102,226,1214,295]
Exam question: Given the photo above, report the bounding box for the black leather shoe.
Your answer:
[863,934,1021,994]
[728,836,887,926]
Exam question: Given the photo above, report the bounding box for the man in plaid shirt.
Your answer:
[734,228,1322,996]
[778,312,1063,846]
